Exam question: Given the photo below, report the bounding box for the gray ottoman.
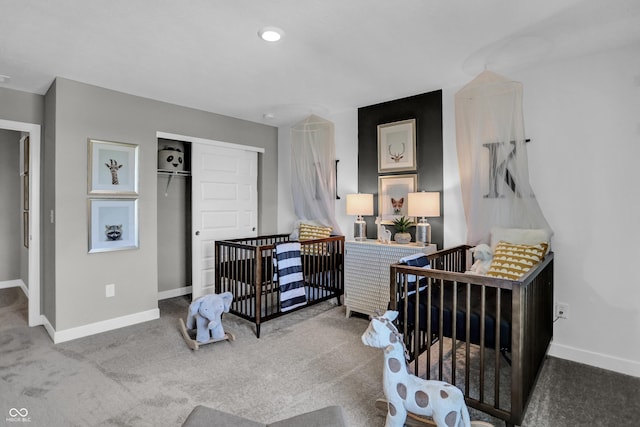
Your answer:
[182,405,348,427]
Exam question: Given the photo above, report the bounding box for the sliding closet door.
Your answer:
[191,141,258,299]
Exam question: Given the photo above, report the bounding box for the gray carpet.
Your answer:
[1,287,639,427]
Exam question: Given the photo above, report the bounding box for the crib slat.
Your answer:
[465,281,471,397]
[495,288,502,408]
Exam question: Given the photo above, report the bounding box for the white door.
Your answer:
[191,141,258,299]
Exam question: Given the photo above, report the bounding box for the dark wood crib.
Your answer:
[389,245,554,427]
[215,234,344,338]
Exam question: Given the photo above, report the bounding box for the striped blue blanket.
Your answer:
[399,253,431,292]
[274,242,307,312]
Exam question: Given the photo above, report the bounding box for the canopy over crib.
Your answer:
[290,115,342,234]
[455,71,552,245]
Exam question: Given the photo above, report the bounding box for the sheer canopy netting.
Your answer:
[455,71,552,245]
[290,115,342,234]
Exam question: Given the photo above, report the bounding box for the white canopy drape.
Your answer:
[455,71,552,245]
[290,115,342,234]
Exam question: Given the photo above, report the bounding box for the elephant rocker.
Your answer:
[179,292,235,350]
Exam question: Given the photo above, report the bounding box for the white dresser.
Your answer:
[344,240,437,317]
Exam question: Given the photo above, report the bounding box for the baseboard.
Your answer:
[158,286,192,300]
[41,315,56,342]
[0,279,24,290]
[549,341,640,378]
[52,308,160,344]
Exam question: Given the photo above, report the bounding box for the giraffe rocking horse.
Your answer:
[362,311,493,427]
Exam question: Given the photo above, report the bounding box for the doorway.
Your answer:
[156,131,263,301]
[0,119,41,327]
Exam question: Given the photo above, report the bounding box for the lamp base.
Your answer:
[415,220,431,247]
[354,220,367,241]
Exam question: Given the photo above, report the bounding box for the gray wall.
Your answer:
[0,129,21,281]
[49,78,278,331]
[43,82,57,325]
[0,87,44,124]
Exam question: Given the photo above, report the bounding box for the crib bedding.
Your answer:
[397,283,512,352]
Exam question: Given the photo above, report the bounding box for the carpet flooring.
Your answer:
[1,287,639,427]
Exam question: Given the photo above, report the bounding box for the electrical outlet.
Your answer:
[105,284,115,298]
[555,302,569,319]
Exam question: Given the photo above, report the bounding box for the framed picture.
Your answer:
[88,199,139,253]
[88,139,139,195]
[378,174,417,224]
[377,118,417,173]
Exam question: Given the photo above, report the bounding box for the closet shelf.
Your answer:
[157,169,191,176]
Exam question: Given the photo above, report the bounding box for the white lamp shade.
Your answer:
[346,193,373,216]
[408,192,440,217]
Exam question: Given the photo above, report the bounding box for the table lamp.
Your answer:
[346,193,373,241]
[408,192,440,246]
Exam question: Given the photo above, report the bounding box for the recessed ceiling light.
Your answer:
[258,27,284,42]
[0,74,10,83]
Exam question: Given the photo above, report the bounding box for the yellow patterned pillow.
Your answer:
[298,223,332,240]
[486,241,548,280]
[298,223,332,255]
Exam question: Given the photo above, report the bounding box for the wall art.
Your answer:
[377,118,416,173]
[378,174,417,224]
[88,198,139,253]
[88,139,139,195]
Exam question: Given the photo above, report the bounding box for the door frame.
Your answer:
[156,131,264,299]
[0,119,42,327]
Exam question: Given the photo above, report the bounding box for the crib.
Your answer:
[389,245,554,427]
[215,234,344,338]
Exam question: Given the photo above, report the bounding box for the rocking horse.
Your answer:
[362,311,493,427]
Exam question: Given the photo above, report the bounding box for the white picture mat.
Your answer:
[89,139,139,195]
[378,119,417,173]
[89,199,139,253]
[378,174,417,224]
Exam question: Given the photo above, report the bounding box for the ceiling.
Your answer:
[1,0,639,127]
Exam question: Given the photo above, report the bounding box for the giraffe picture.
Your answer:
[88,139,139,195]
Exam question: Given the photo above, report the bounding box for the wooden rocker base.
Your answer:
[179,318,235,351]
[375,399,495,427]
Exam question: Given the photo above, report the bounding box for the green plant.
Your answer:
[392,216,413,233]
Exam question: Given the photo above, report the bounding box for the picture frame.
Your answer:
[377,118,417,173]
[378,174,417,224]
[88,199,139,253]
[88,139,139,195]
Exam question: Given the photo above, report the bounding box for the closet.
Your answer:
[157,138,192,299]
[156,134,262,300]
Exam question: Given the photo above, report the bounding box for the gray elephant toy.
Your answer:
[186,292,233,343]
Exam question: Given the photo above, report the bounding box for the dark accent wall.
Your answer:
[357,90,443,248]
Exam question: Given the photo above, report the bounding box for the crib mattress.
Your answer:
[397,283,512,351]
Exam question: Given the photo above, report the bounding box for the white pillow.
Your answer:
[490,227,551,253]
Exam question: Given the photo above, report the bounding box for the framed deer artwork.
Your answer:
[88,139,139,196]
[377,118,416,173]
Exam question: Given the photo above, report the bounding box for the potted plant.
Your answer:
[392,216,413,244]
